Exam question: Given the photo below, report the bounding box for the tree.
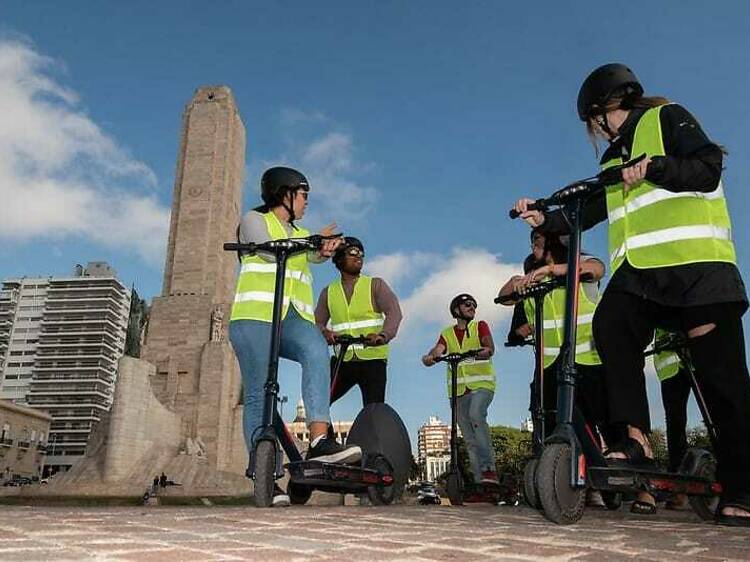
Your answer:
[124,288,149,358]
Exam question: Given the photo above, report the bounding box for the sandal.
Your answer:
[630,500,657,515]
[604,437,656,469]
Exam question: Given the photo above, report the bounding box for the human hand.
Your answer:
[476,347,492,360]
[422,354,436,367]
[318,223,342,257]
[322,328,338,345]
[365,333,386,347]
[621,156,652,189]
[512,198,545,227]
[515,324,532,338]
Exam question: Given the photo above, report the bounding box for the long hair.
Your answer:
[585,91,671,157]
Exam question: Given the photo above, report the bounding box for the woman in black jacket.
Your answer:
[513,63,750,526]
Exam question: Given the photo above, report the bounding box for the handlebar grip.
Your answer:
[223,243,242,251]
[509,201,543,219]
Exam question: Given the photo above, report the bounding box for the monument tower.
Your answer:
[50,86,250,495]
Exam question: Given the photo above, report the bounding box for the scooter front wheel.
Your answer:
[681,448,719,521]
[536,443,585,524]
[288,482,313,505]
[446,472,463,506]
[523,458,541,509]
[366,454,398,506]
[253,440,276,508]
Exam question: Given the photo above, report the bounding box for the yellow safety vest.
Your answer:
[230,212,315,323]
[653,329,682,383]
[602,105,736,273]
[441,321,496,397]
[327,275,389,361]
[523,282,601,368]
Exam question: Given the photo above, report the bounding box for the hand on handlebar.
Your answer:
[422,354,437,367]
[512,198,546,228]
[364,333,387,347]
[621,156,652,190]
[318,223,343,258]
[475,347,492,360]
[322,328,338,345]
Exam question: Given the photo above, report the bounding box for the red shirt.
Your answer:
[437,321,491,348]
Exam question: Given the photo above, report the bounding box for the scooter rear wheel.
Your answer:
[537,443,585,524]
[523,458,541,509]
[446,472,463,506]
[253,440,276,508]
[288,482,313,505]
[366,454,397,505]
[681,448,719,521]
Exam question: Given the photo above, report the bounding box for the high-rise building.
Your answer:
[417,415,451,481]
[0,262,130,474]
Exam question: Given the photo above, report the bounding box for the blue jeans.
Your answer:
[456,389,495,481]
[229,306,330,450]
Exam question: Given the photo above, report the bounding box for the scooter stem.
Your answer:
[261,250,289,434]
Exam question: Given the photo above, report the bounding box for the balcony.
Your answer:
[37,443,47,452]
[17,440,31,450]
[0,438,13,447]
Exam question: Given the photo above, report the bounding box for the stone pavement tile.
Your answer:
[411,547,498,561]
[484,543,591,559]
[113,547,230,561]
[0,539,56,551]
[0,548,87,562]
[343,538,418,552]
[67,540,169,553]
[218,547,324,561]
[0,530,25,540]
[324,548,431,561]
[241,535,339,553]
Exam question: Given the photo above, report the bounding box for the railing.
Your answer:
[37,443,47,452]
[0,438,13,447]
[17,440,31,450]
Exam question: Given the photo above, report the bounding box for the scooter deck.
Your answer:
[285,460,393,490]
[588,466,721,497]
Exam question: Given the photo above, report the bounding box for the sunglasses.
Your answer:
[296,190,309,201]
[345,247,364,258]
[461,301,477,309]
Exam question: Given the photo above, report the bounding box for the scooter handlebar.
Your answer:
[223,233,343,255]
[508,154,647,219]
[504,337,534,348]
[434,350,480,364]
[331,334,369,346]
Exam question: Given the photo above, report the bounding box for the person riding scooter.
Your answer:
[229,166,361,507]
[512,63,750,525]
[422,294,499,498]
[315,237,403,406]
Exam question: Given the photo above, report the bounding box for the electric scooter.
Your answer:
[497,277,562,509]
[223,235,409,507]
[498,278,623,512]
[508,154,721,524]
[643,331,719,520]
[434,350,501,506]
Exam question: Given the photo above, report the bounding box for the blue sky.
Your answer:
[2,1,750,445]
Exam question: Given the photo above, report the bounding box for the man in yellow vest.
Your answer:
[229,166,362,507]
[513,63,750,524]
[422,294,499,489]
[314,237,403,406]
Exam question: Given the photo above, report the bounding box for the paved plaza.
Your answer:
[0,503,749,561]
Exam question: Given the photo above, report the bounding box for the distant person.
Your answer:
[422,293,499,497]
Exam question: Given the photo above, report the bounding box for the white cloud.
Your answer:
[0,38,169,266]
[367,247,523,344]
[249,113,378,230]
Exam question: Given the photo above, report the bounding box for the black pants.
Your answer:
[531,359,612,444]
[661,368,691,473]
[330,358,387,406]
[594,290,750,504]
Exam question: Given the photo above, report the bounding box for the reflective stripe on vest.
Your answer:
[653,329,683,383]
[603,105,737,273]
[524,282,602,367]
[230,212,315,323]
[441,320,496,397]
[327,275,388,361]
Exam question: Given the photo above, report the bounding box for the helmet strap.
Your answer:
[281,189,298,229]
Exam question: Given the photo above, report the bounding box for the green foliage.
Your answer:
[649,428,668,469]
[491,425,531,478]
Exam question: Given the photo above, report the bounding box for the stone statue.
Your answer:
[211,306,224,342]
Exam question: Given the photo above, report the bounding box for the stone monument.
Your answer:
[47,86,250,496]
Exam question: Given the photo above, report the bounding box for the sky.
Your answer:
[2,1,750,446]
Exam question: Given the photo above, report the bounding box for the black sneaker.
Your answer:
[272,484,290,507]
[306,436,362,464]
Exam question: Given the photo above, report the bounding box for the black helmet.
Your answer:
[333,236,365,267]
[260,166,309,207]
[450,293,477,319]
[577,63,643,121]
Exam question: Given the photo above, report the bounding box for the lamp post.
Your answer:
[277,395,288,420]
